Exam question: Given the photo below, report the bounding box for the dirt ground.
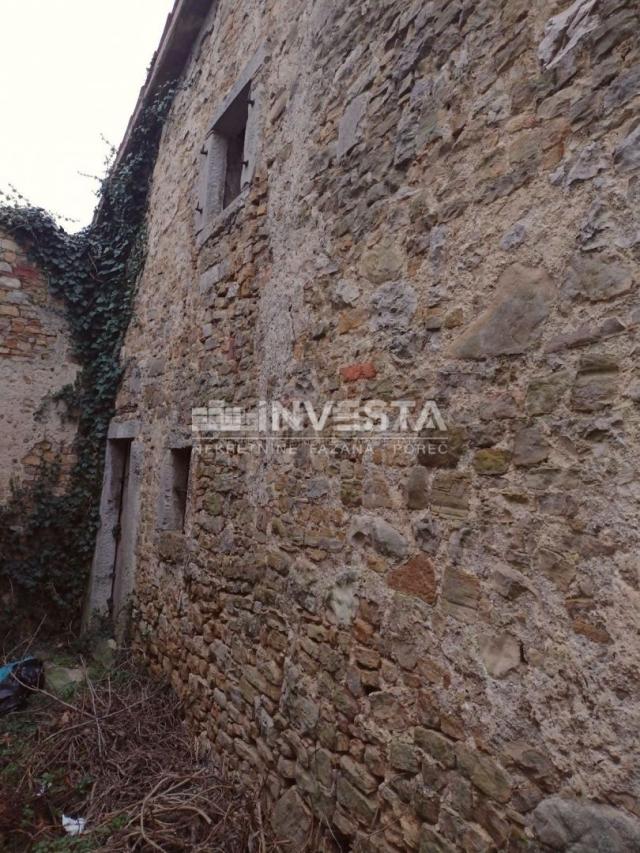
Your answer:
[0,644,274,852]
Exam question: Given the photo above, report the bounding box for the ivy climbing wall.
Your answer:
[0,230,78,501]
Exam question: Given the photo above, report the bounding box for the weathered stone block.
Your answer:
[370,281,417,332]
[526,372,569,415]
[513,427,549,467]
[573,618,612,645]
[340,361,377,382]
[332,279,360,307]
[270,787,313,849]
[455,744,512,803]
[290,694,319,733]
[473,448,511,476]
[387,554,437,605]
[389,738,421,773]
[492,566,530,599]
[506,741,558,787]
[339,755,378,794]
[442,567,480,612]
[417,427,465,469]
[418,824,457,853]
[430,473,469,517]
[571,354,619,412]
[364,745,386,778]
[204,490,223,515]
[448,265,555,359]
[157,531,186,563]
[407,465,430,509]
[413,514,440,556]
[414,784,441,823]
[564,254,632,302]
[500,221,527,250]
[414,728,456,769]
[0,275,21,289]
[369,692,408,731]
[534,796,640,852]
[614,123,640,173]
[336,775,378,825]
[361,238,405,284]
[351,515,409,559]
[479,632,521,678]
[535,548,576,591]
[337,93,368,160]
[341,479,362,507]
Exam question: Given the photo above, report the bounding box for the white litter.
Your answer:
[62,815,87,836]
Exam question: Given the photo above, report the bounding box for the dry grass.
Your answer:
[0,656,275,852]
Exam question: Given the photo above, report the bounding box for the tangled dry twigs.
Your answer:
[0,658,275,852]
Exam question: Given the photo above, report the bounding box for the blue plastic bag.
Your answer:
[0,656,44,714]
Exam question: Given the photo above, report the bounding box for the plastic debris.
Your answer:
[0,657,44,715]
[62,815,87,836]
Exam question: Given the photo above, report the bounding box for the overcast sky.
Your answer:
[0,0,175,230]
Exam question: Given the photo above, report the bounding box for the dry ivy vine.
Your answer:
[0,82,177,636]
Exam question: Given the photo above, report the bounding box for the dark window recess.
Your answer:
[224,125,247,208]
[215,83,251,209]
[170,447,192,532]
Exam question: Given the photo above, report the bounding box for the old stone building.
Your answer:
[0,230,78,501]
[85,0,640,849]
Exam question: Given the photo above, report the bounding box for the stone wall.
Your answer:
[0,231,78,501]
[113,0,640,849]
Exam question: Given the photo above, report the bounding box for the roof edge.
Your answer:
[112,0,214,170]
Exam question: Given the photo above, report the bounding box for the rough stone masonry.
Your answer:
[97,0,640,849]
[0,230,78,501]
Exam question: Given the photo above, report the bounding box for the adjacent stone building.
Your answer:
[86,0,640,849]
[0,230,78,501]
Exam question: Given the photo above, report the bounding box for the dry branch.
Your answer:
[0,656,276,852]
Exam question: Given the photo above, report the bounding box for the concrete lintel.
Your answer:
[108,420,141,440]
[167,431,193,449]
[206,41,269,135]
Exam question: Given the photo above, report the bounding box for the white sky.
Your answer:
[0,0,175,230]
